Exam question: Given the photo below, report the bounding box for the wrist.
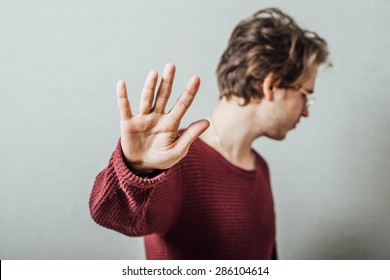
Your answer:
[122,156,159,178]
[124,159,156,175]
[128,164,163,179]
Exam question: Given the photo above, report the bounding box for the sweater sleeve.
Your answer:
[89,139,182,237]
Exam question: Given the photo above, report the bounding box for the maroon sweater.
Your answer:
[89,138,276,259]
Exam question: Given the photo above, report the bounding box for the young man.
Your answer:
[89,8,330,259]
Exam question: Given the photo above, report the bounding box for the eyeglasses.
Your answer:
[281,85,315,107]
[297,86,315,107]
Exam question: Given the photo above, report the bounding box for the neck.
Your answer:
[200,97,261,170]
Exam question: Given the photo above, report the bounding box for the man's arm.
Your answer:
[89,139,180,237]
[89,64,208,236]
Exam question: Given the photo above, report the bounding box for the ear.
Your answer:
[262,73,275,101]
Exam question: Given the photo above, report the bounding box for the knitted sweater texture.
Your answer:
[89,138,276,259]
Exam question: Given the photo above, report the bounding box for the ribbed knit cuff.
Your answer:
[112,138,169,189]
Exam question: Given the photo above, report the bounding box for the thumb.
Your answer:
[173,119,210,158]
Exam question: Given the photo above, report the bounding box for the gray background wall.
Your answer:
[0,0,389,259]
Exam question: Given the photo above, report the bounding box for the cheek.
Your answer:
[290,100,304,116]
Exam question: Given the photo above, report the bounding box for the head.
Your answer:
[216,8,330,139]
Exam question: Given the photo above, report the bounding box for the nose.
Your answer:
[301,104,309,117]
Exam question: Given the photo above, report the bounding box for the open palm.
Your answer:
[117,64,209,171]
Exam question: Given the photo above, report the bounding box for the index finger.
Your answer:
[169,76,200,123]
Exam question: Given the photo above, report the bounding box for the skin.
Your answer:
[200,67,318,170]
[117,63,317,171]
[117,63,209,171]
[258,68,317,141]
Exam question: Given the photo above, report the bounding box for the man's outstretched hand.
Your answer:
[117,63,210,171]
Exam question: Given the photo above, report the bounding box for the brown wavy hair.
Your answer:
[216,8,330,105]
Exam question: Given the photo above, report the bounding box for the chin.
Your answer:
[274,135,287,141]
[266,131,287,141]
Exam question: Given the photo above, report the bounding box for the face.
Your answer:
[262,67,318,140]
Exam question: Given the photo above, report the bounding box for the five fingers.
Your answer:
[116,66,206,167]
[116,80,133,121]
[117,64,200,125]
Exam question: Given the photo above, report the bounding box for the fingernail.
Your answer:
[117,80,125,88]
[191,76,200,84]
[165,63,174,73]
[148,70,157,79]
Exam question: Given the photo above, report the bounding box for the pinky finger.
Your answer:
[116,80,133,120]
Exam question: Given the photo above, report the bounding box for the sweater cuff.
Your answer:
[112,138,169,189]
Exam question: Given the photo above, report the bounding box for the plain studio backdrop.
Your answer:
[0,0,389,260]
